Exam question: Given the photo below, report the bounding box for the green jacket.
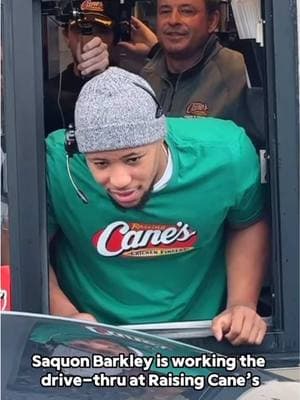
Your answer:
[141,35,264,147]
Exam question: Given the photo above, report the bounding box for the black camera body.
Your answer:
[42,0,136,43]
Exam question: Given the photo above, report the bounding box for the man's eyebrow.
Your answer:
[87,156,107,161]
[88,151,144,161]
[122,151,143,158]
[159,4,172,9]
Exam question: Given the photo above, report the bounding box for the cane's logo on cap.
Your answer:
[81,0,104,13]
[92,221,198,258]
[185,101,209,117]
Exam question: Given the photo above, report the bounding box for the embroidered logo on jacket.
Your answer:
[81,0,104,13]
[92,221,198,257]
[185,102,209,117]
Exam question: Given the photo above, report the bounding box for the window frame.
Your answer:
[2,0,48,313]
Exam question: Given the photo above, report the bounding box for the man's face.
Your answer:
[157,0,219,58]
[86,141,166,209]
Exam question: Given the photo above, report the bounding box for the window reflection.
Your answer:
[0,141,9,266]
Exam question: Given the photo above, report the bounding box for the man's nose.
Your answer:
[168,9,181,25]
[109,167,132,189]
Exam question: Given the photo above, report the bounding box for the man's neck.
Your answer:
[154,142,169,184]
[166,54,200,74]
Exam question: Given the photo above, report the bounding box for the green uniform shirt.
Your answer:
[47,117,264,324]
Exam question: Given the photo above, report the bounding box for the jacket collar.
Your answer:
[145,34,222,80]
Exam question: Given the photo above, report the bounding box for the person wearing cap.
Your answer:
[47,67,268,346]
[44,0,116,135]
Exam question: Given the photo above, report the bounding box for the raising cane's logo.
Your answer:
[80,0,104,13]
[92,221,198,257]
[185,101,209,117]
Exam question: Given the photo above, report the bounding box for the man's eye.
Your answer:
[94,161,108,169]
[126,156,141,165]
[159,7,171,15]
[179,7,196,16]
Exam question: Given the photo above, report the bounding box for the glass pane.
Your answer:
[1,1,11,313]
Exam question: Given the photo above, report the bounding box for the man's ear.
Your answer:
[208,10,220,34]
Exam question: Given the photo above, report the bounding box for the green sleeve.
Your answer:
[47,174,59,240]
[45,136,60,240]
[227,130,265,228]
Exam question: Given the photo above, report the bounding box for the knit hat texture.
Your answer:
[74,67,167,153]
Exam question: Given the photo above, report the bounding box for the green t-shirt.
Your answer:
[47,117,264,324]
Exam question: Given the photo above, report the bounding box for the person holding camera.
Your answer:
[44,1,115,134]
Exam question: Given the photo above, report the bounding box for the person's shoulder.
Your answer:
[216,46,245,64]
[210,46,247,87]
[46,130,68,180]
[46,129,65,156]
[141,48,165,76]
[167,117,257,169]
[45,64,79,92]
[167,117,248,147]
[211,45,246,78]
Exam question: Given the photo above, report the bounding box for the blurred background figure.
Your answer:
[43,0,115,134]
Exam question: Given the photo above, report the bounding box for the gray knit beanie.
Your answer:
[74,67,167,153]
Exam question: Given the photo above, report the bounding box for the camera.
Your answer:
[41,0,136,43]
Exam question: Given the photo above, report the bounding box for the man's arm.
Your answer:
[211,219,269,345]
[49,265,96,322]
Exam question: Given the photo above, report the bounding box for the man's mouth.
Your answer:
[109,189,140,205]
[164,31,187,38]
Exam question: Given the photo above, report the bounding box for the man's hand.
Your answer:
[211,305,267,346]
[216,220,269,346]
[118,16,158,56]
[77,37,109,77]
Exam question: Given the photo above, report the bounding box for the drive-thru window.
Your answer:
[1,0,299,367]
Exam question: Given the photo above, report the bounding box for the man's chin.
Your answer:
[115,200,140,209]
[163,45,190,59]
[108,190,152,210]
